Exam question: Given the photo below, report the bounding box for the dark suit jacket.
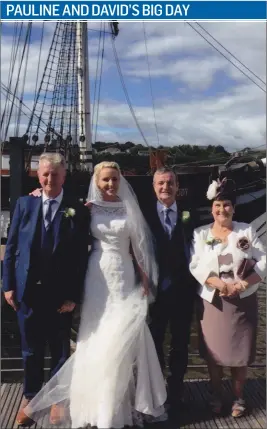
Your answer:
[143,199,197,297]
[3,194,90,307]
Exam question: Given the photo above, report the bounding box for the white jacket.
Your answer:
[189,222,266,303]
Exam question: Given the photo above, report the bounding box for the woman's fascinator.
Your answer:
[207,177,236,204]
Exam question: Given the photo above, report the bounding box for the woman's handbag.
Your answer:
[237,258,256,280]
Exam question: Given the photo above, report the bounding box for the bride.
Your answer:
[25,161,167,428]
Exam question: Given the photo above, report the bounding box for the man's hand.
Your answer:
[29,188,42,197]
[4,290,18,311]
[57,300,76,313]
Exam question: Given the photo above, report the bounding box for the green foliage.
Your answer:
[2,141,231,173]
[93,152,150,173]
[91,142,231,171]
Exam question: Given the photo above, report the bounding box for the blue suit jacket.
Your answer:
[3,195,90,306]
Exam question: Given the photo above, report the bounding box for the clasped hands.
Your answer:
[219,281,248,298]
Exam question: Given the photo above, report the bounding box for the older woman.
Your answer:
[190,178,266,418]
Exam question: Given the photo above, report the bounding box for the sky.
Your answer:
[1,21,266,152]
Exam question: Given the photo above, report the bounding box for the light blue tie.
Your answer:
[163,207,172,239]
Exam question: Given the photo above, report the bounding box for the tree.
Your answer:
[124,141,135,150]
[215,145,228,154]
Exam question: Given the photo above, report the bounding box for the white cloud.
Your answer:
[1,21,266,150]
[96,83,265,149]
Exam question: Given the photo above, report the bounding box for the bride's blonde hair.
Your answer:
[94,161,121,182]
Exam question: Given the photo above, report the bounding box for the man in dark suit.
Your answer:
[3,153,89,425]
[144,167,196,412]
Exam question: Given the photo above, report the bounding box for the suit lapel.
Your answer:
[176,208,190,262]
[53,197,73,252]
[153,204,166,238]
[171,208,180,239]
[28,197,42,247]
[170,209,180,241]
[53,199,66,252]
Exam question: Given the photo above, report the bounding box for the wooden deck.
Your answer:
[2,283,266,428]
[1,378,265,429]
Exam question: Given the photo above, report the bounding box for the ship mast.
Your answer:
[76,22,93,173]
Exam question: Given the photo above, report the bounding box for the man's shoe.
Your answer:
[50,404,65,425]
[16,398,33,425]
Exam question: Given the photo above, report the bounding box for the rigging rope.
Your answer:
[68,22,78,139]
[186,22,266,93]
[143,22,160,147]
[110,33,150,147]
[94,22,105,144]
[1,83,48,134]
[33,22,45,108]
[91,22,104,137]
[15,24,32,137]
[194,22,266,87]
[3,23,33,141]
[1,23,20,139]
[26,22,63,136]
[1,23,24,140]
[25,22,79,151]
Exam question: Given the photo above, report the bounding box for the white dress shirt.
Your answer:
[42,189,63,228]
[157,200,177,231]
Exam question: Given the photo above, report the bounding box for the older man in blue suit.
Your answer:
[3,153,89,425]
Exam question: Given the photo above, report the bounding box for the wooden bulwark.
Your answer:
[0,378,265,429]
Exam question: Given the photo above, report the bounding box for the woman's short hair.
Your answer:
[213,192,236,206]
[39,152,66,169]
[94,161,121,181]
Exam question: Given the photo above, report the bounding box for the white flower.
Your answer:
[182,211,190,223]
[206,180,219,200]
[64,207,76,218]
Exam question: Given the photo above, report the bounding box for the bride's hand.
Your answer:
[29,188,42,197]
[142,278,150,297]
[142,286,149,297]
[84,201,92,209]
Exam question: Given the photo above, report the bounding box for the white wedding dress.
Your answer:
[25,201,167,428]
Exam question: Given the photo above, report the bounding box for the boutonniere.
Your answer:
[181,211,190,223]
[237,237,250,251]
[63,207,76,218]
[205,237,222,249]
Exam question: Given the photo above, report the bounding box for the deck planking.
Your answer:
[1,378,265,429]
